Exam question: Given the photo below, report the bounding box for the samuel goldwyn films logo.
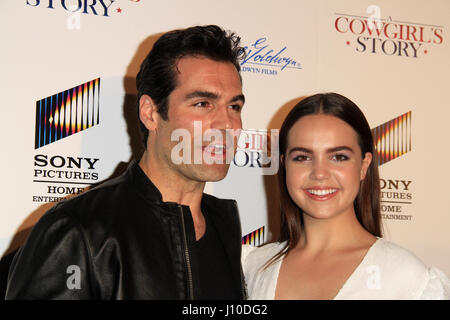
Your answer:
[334,5,444,58]
[33,78,102,203]
[240,37,303,76]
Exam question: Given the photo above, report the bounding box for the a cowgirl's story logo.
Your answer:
[25,0,142,29]
[334,5,444,58]
[26,0,118,16]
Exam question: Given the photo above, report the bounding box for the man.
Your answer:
[6,25,247,299]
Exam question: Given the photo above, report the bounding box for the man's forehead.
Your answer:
[173,56,242,95]
[175,55,239,77]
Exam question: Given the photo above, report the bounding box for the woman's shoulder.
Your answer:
[336,237,450,299]
[243,241,286,259]
[242,242,287,300]
[372,238,428,273]
[363,238,450,299]
[242,242,286,271]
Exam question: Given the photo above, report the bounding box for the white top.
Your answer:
[242,238,450,300]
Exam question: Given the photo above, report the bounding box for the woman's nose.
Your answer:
[310,158,330,180]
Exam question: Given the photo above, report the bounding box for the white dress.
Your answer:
[242,238,450,299]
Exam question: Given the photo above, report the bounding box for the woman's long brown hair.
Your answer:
[265,93,382,268]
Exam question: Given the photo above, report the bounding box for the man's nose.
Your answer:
[211,105,239,130]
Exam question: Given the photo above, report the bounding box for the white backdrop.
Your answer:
[1,0,449,277]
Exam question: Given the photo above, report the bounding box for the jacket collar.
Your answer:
[125,159,164,205]
[126,159,242,240]
[126,159,239,211]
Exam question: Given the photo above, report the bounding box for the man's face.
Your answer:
[151,56,244,183]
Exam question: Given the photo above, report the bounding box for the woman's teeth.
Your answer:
[307,189,337,196]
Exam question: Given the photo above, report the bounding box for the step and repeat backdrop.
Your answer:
[1,0,449,277]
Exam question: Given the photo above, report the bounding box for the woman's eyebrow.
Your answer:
[288,147,312,155]
[326,146,354,153]
[287,146,354,155]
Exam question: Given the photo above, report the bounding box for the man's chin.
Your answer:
[199,163,231,182]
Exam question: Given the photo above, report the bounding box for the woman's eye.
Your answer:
[293,155,310,162]
[332,154,349,161]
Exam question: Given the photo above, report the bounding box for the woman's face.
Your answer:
[284,114,372,221]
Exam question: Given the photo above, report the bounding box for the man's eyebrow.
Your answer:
[185,91,218,100]
[287,146,354,154]
[184,91,245,104]
[230,94,245,104]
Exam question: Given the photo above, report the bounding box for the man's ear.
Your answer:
[139,94,160,132]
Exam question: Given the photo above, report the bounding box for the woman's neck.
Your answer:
[295,210,376,255]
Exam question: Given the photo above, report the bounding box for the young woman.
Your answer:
[243,93,450,299]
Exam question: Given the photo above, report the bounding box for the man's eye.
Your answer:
[194,101,210,108]
[332,154,349,161]
[229,104,243,112]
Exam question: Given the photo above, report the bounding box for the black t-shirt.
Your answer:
[189,213,241,299]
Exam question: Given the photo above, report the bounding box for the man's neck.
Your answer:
[138,151,206,239]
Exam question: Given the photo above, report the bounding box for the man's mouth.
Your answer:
[203,144,227,155]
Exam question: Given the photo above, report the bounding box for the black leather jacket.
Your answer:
[5,160,246,299]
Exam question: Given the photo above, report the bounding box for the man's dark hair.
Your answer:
[136,25,245,147]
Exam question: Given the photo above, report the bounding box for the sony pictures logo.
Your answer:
[372,111,414,221]
[242,226,265,247]
[240,38,303,76]
[33,78,102,203]
[334,6,444,58]
[35,78,100,149]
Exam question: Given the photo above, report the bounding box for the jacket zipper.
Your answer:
[233,201,248,300]
[179,205,194,299]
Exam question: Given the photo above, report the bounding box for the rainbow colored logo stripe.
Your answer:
[242,226,265,246]
[35,78,101,149]
[372,111,412,166]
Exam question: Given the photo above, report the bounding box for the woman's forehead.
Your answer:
[287,114,360,150]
